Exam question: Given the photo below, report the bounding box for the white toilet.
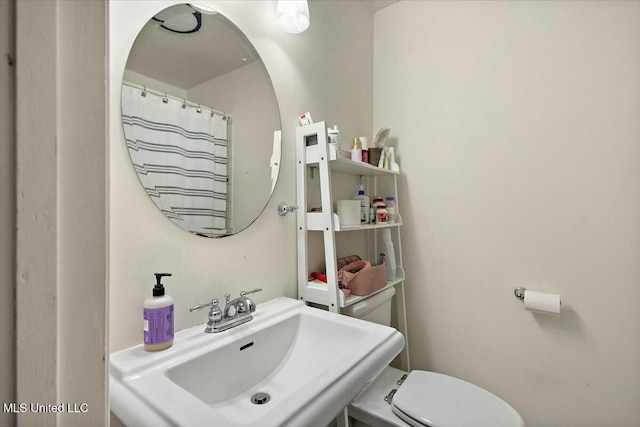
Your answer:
[343,288,525,427]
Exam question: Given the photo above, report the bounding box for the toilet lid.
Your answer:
[391,371,524,427]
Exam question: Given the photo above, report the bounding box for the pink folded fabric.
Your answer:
[338,260,372,288]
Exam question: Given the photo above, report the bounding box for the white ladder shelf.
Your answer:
[295,121,410,370]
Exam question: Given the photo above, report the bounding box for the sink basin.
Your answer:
[110,297,404,427]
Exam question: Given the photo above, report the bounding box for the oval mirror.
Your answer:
[121,3,281,238]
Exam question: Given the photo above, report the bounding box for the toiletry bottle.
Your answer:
[354,184,370,224]
[328,125,340,156]
[385,196,396,223]
[359,136,369,164]
[144,273,174,351]
[376,203,388,224]
[381,229,396,280]
[387,147,400,172]
[351,138,362,162]
[371,197,384,223]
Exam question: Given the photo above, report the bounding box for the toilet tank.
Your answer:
[342,287,395,326]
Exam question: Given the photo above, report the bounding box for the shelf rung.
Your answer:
[306,212,402,232]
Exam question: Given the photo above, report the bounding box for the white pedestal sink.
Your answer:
[110,297,404,427]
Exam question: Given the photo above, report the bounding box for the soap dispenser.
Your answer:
[143,273,174,351]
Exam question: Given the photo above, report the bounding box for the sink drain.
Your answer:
[251,392,271,405]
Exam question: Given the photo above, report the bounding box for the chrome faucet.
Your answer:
[190,288,262,333]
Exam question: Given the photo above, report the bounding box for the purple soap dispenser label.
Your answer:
[143,305,174,345]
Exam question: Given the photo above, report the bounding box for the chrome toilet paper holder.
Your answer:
[513,287,527,301]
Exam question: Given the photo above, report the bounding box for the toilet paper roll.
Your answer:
[337,200,361,226]
[524,290,561,315]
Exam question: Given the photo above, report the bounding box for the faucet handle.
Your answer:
[190,298,219,312]
[238,289,262,314]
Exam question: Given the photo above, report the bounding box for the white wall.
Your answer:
[374,1,640,425]
[109,0,374,351]
[122,69,188,99]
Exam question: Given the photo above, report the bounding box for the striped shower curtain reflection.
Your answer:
[121,83,228,237]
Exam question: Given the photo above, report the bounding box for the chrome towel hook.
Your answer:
[514,287,527,301]
[277,202,298,216]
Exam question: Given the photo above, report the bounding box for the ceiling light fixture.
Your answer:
[152,4,202,34]
[277,0,310,34]
[190,3,218,15]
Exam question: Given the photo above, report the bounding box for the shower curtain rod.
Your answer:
[122,81,229,118]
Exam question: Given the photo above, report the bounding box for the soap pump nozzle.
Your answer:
[153,273,172,296]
